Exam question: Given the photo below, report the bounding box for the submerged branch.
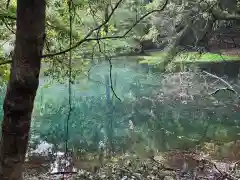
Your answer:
[202,70,238,95]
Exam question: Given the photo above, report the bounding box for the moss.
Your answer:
[139,51,240,65]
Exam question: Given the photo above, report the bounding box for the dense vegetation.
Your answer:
[0,0,240,179]
[1,0,240,80]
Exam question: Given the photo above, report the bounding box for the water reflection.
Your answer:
[12,59,240,177]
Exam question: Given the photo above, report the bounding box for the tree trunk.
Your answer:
[0,0,46,179]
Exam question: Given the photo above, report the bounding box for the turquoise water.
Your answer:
[1,58,240,154]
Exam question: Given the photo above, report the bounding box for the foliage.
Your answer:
[0,0,240,79]
[0,0,240,165]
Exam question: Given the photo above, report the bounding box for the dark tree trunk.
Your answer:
[0,0,46,179]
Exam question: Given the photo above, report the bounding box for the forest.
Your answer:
[0,0,240,179]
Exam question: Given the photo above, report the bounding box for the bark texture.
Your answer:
[0,0,46,179]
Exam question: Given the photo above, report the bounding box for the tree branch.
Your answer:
[42,0,124,58]
[0,0,123,65]
[1,18,15,34]
[202,70,238,95]
[42,0,169,59]
[0,0,169,65]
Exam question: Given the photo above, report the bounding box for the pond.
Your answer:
[34,55,240,145]
[1,53,240,177]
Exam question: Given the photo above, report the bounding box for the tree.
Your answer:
[0,0,46,179]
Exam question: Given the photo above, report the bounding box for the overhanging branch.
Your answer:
[0,0,169,65]
[0,0,123,65]
[42,0,124,58]
[42,0,169,59]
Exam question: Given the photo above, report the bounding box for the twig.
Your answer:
[202,159,238,180]
[50,171,77,175]
[1,18,15,34]
[107,56,122,101]
[96,29,122,101]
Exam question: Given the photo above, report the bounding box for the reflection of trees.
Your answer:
[130,70,240,151]
[31,71,240,154]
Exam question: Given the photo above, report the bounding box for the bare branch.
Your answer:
[202,70,238,95]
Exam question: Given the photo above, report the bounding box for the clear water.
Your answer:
[0,57,240,174]
[31,58,240,151]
